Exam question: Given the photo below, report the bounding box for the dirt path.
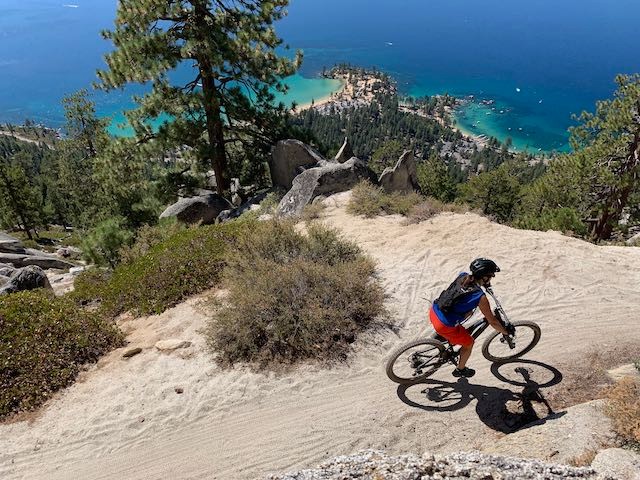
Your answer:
[2,192,640,479]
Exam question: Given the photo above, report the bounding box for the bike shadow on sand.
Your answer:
[396,359,566,433]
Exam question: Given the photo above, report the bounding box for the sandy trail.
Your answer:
[2,192,640,480]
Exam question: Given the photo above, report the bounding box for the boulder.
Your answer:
[0,252,74,270]
[592,448,640,480]
[160,193,232,225]
[378,150,419,193]
[626,232,640,246]
[334,137,355,163]
[122,347,143,359]
[269,139,325,189]
[0,265,53,295]
[56,246,82,259]
[276,157,377,218]
[0,232,23,252]
[69,266,89,276]
[216,190,270,223]
[482,399,617,464]
[0,264,15,277]
[155,339,192,351]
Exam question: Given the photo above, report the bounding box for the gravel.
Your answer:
[263,449,613,480]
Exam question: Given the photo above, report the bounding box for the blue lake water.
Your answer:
[1,0,639,152]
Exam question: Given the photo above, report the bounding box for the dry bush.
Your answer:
[347,181,424,218]
[545,343,639,409]
[404,198,475,225]
[405,198,446,224]
[604,377,640,444]
[206,221,386,367]
[568,449,598,467]
[301,202,326,222]
[0,290,124,418]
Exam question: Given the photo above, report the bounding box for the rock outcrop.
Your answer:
[216,190,270,223]
[0,265,52,295]
[160,193,232,225]
[0,232,23,252]
[0,263,15,277]
[276,157,377,218]
[592,448,640,480]
[264,450,604,480]
[269,139,325,189]
[334,137,355,163]
[378,150,419,193]
[0,253,74,270]
[0,232,75,270]
[482,400,617,465]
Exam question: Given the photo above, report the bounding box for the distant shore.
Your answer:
[294,79,346,112]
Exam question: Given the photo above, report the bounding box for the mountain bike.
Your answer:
[386,286,541,384]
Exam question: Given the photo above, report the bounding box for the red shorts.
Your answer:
[429,306,474,347]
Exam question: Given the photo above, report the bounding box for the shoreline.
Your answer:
[294,79,346,112]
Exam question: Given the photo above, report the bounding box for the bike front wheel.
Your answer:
[385,339,445,384]
[481,320,541,363]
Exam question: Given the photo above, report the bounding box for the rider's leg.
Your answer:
[451,328,475,377]
[457,340,474,369]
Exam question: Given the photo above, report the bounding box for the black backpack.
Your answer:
[434,274,481,314]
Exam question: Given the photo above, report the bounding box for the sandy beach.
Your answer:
[1,191,639,480]
[294,79,346,112]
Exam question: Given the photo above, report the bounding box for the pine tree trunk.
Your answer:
[199,71,227,195]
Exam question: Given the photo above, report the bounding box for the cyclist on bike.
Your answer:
[429,258,513,378]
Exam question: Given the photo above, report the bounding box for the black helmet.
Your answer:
[470,258,500,279]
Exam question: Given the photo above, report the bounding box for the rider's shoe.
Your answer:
[452,367,476,378]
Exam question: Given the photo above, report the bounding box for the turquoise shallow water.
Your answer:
[105,76,343,136]
[1,0,639,151]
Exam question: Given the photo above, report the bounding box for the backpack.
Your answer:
[434,274,481,314]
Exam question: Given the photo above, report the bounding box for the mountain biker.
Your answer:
[429,258,513,378]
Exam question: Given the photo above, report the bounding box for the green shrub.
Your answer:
[457,164,522,223]
[207,221,386,367]
[514,207,588,236]
[118,218,186,265]
[72,221,250,316]
[0,290,123,418]
[416,155,457,203]
[257,190,285,215]
[81,217,134,268]
[347,181,423,218]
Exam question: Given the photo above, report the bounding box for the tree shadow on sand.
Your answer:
[396,359,566,433]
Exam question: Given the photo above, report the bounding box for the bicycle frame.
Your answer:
[484,286,511,323]
[431,286,512,356]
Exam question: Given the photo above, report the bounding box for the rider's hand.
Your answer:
[505,323,516,336]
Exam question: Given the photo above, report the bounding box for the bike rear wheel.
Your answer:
[481,320,541,363]
[386,339,445,384]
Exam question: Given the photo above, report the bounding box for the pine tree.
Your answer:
[55,90,111,228]
[96,0,301,194]
[0,152,43,239]
[569,74,640,241]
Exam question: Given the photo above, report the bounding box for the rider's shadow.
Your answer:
[396,359,565,433]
